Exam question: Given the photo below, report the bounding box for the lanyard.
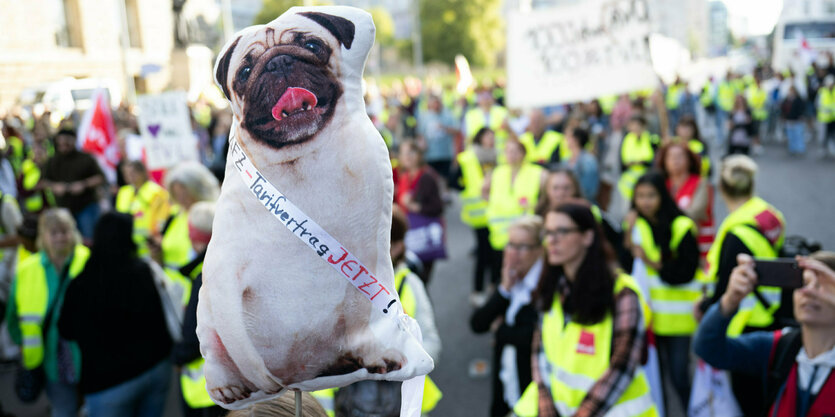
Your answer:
[798,365,819,417]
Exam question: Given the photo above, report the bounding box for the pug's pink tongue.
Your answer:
[271,88,318,121]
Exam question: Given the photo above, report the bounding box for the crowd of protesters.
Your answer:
[0,55,832,417]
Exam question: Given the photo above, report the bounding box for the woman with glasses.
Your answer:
[470,216,544,417]
[624,171,700,414]
[514,202,657,417]
[536,168,625,269]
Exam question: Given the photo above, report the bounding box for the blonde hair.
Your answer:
[36,208,81,253]
[188,201,215,234]
[719,154,757,199]
[509,215,544,243]
[165,161,220,203]
[224,392,328,417]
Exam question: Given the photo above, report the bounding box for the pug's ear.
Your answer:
[299,12,355,50]
[215,35,241,100]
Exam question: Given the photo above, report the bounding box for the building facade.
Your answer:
[0,0,214,109]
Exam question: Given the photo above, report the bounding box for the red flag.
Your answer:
[77,89,119,183]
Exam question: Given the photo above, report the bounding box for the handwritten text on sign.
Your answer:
[137,91,198,169]
[230,135,398,315]
[507,0,656,108]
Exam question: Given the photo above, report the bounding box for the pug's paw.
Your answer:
[212,385,252,404]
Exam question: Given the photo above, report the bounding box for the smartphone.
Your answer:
[754,258,804,289]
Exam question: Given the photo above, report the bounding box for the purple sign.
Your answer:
[405,213,447,262]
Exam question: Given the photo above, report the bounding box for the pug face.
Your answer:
[215,12,356,149]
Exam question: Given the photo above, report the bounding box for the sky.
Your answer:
[721,0,785,36]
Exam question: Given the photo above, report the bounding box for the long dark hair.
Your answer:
[631,171,685,261]
[535,202,615,325]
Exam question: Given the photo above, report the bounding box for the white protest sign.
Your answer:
[506,0,657,108]
[137,91,198,169]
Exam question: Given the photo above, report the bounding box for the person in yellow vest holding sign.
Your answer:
[58,212,173,417]
[115,161,170,251]
[618,115,660,202]
[624,172,700,413]
[463,91,509,161]
[518,110,569,166]
[485,140,545,258]
[6,209,89,416]
[171,202,226,417]
[452,127,499,306]
[698,155,786,417]
[514,203,657,417]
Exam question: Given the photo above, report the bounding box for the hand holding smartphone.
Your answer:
[754,258,804,289]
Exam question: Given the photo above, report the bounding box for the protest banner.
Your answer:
[506,0,657,108]
[136,91,198,170]
[77,89,119,183]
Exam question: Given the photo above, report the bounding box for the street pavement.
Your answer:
[1,139,833,417]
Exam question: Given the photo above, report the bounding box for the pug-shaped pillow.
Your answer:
[198,5,433,410]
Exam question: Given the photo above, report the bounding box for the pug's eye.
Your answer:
[238,66,252,82]
[304,40,323,54]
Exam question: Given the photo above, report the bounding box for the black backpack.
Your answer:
[765,327,804,413]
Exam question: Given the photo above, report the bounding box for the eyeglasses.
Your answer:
[506,242,539,252]
[543,227,580,240]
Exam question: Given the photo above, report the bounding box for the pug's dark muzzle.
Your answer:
[240,44,342,149]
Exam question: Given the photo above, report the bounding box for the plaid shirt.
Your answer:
[532,277,645,417]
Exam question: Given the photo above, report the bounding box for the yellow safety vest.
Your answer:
[20,159,54,213]
[706,197,785,336]
[514,275,657,417]
[700,82,714,108]
[115,181,170,253]
[180,357,214,409]
[666,83,684,110]
[457,150,489,228]
[686,139,711,177]
[178,261,213,409]
[7,136,25,175]
[599,95,618,115]
[718,82,735,112]
[393,266,442,413]
[519,131,569,164]
[161,208,195,307]
[746,85,768,121]
[14,245,90,370]
[311,388,336,417]
[635,216,701,336]
[486,163,544,250]
[465,106,509,163]
[818,87,835,123]
[618,132,658,200]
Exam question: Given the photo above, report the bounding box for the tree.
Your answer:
[254,0,329,25]
[419,0,504,68]
[366,7,394,48]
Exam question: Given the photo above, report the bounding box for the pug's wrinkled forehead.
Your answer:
[215,6,375,103]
